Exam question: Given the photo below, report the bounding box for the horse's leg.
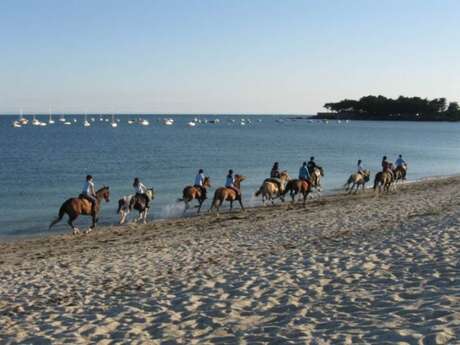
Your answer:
[183,200,189,214]
[229,200,233,212]
[86,213,97,234]
[68,214,80,235]
[238,198,245,211]
[143,208,148,224]
[197,200,203,214]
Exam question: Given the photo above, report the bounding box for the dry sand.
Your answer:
[1,177,460,344]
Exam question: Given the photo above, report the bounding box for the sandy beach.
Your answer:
[1,177,460,344]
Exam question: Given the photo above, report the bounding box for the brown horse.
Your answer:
[254,171,290,205]
[179,177,211,214]
[344,170,370,193]
[209,175,245,213]
[373,171,394,193]
[282,179,312,205]
[49,186,110,234]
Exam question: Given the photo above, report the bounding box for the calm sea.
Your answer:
[1,115,459,237]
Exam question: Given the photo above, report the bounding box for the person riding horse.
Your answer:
[264,162,284,191]
[133,177,151,209]
[381,156,394,179]
[226,169,240,196]
[299,161,310,181]
[194,169,207,200]
[394,154,407,180]
[81,175,97,216]
[307,157,319,175]
[357,159,365,176]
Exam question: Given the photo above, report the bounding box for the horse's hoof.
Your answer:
[72,228,80,235]
[85,228,93,234]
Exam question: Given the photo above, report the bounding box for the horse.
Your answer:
[209,175,245,213]
[344,170,371,193]
[393,165,407,183]
[254,171,290,206]
[282,179,312,205]
[373,171,394,193]
[49,186,110,234]
[178,177,211,214]
[117,188,155,224]
[309,166,324,195]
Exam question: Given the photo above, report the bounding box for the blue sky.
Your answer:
[1,0,459,114]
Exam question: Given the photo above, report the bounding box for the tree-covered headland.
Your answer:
[316,95,460,121]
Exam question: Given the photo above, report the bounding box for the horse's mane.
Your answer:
[96,186,110,193]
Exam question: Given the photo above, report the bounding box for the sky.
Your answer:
[1,0,459,114]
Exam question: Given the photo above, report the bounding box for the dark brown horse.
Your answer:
[49,186,110,234]
[209,175,245,213]
[282,179,312,205]
[179,177,211,214]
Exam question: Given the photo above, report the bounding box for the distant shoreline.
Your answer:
[314,112,460,122]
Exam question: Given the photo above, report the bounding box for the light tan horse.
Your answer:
[49,186,110,234]
[179,177,211,214]
[254,171,290,205]
[309,167,324,195]
[373,171,394,193]
[344,170,370,193]
[209,175,245,213]
[393,165,407,183]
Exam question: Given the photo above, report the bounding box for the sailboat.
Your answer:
[84,114,91,127]
[48,109,55,124]
[32,114,41,126]
[111,114,118,128]
[59,114,66,123]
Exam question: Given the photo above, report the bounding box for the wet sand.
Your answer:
[1,177,460,344]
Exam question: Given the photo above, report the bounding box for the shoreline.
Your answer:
[1,173,458,243]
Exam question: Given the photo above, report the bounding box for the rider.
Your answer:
[225,169,241,197]
[357,159,365,176]
[266,162,284,191]
[299,161,310,181]
[381,156,394,178]
[395,154,407,180]
[81,175,97,215]
[194,169,207,200]
[307,157,317,175]
[270,162,281,178]
[133,177,150,208]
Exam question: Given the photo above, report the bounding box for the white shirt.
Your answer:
[82,180,95,195]
[134,182,147,194]
[194,173,205,186]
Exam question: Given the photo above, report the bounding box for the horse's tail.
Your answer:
[209,191,219,212]
[254,185,263,197]
[373,173,380,190]
[343,176,353,189]
[116,199,124,214]
[49,203,67,229]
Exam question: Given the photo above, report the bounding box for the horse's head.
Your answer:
[97,186,110,203]
[146,188,155,200]
[203,176,211,188]
[280,171,290,181]
[235,174,246,183]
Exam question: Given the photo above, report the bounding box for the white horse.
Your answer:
[117,189,154,224]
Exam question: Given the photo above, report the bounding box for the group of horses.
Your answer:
[49,164,405,235]
[344,165,407,194]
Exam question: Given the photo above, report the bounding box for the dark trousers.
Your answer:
[194,185,207,199]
